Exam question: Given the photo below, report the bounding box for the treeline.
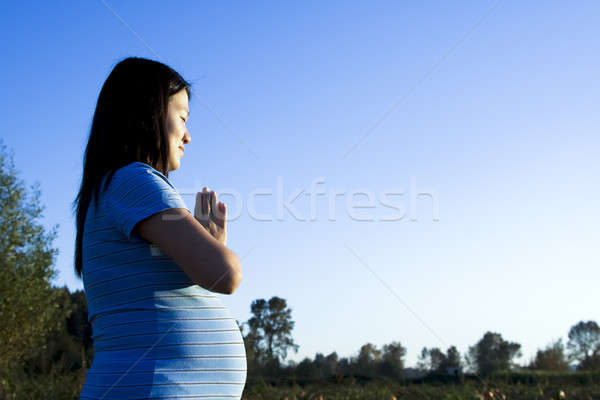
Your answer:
[236,296,600,385]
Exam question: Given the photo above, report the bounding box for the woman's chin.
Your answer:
[167,160,180,172]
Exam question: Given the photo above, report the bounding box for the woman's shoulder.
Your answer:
[120,161,171,183]
[102,161,172,191]
[116,161,154,176]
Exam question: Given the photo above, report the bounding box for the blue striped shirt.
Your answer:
[79,161,247,399]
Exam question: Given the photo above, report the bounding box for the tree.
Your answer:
[379,341,406,380]
[66,289,94,369]
[295,357,321,381]
[417,347,445,372]
[529,338,569,371]
[0,139,68,390]
[441,346,463,373]
[467,332,521,376]
[355,342,381,377]
[24,287,83,374]
[337,356,353,377]
[323,351,339,377]
[312,351,338,379]
[417,346,462,374]
[578,353,600,371]
[246,296,299,367]
[567,321,600,370]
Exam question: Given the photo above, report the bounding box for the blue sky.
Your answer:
[1,1,599,368]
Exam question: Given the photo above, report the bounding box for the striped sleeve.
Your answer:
[103,162,190,241]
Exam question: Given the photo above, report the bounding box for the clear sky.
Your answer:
[1,1,598,368]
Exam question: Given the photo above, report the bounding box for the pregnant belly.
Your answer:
[82,297,247,399]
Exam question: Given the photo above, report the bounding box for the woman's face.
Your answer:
[166,89,191,171]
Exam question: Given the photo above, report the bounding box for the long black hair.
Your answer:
[72,56,192,278]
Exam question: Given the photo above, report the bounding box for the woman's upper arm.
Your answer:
[134,208,241,294]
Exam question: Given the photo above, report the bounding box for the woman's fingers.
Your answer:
[202,187,210,216]
[195,187,227,229]
[194,191,207,222]
[219,202,227,228]
[210,191,227,227]
[210,190,218,217]
[194,192,202,216]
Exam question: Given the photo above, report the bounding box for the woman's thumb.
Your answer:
[218,202,227,226]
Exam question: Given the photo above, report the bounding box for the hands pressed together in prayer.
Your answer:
[194,187,227,246]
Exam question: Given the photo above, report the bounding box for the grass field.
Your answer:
[241,381,600,400]
[240,372,600,400]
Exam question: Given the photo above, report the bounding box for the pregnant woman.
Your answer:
[73,57,247,399]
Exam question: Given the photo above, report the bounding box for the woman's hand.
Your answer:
[194,187,227,245]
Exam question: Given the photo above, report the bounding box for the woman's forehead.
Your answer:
[169,90,189,110]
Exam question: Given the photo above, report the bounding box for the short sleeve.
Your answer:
[102,162,190,241]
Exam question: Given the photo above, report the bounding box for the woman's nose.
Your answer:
[183,131,191,144]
